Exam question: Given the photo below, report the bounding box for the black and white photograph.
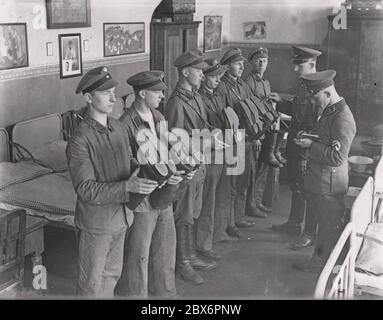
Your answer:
[1,0,383,306]
[58,33,82,78]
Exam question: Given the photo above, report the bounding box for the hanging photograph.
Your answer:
[103,22,145,57]
[203,16,222,52]
[0,23,29,71]
[244,21,266,40]
[46,0,91,29]
[58,33,82,79]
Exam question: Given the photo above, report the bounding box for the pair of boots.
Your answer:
[175,224,217,285]
[266,131,286,168]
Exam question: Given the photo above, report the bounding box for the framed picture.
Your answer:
[103,22,145,57]
[46,0,91,29]
[58,33,82,79]
[244,21,266,40]
[203,16,222,52]
[0,23,29,71]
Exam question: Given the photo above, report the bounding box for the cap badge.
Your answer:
[103,67,108,72]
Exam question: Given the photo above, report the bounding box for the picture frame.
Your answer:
[243,21,266,40]
[58,33,82,79]
[0,23,29,71]
[203,16,222,53]
[46,0,91,29]
[103,22,145,57]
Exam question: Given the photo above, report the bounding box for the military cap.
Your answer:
[301,70,336,94]
[291,46,322,65]
[248,46,268,61]
[127,70,167,91]
[75,66,118,94]
[220,48,246,65]
[174,51,209,69]
[203,58,227,76]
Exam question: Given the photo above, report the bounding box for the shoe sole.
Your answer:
[191,264,217,271]
[176,272,204,285]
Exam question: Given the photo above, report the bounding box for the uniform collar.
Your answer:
[222,72,244,87]
[83,112,114,134]
[199,85,217,98]
[322,98,346,118]
[251,72,264,81]
[175,84,199,100]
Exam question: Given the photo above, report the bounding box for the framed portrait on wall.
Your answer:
[243,21,266,40]
[103,22,145,57]
[203,16,222,52]
[58,33,82,79]
[46,0,91,29]
[0,23,29,71]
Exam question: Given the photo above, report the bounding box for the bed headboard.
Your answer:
[0,128,10,162]
[12,113,63,161]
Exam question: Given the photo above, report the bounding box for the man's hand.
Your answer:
[255,139,262,152]
[298,159,308,175]
[185,170,196,180]
[167,173,184,185]
[126,167,158,194]
[294,137,313,149]
[269,92,282,103]
[331,140,341,152]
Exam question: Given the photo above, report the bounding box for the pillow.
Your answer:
[0,161,52,191]
[30,140,68,172]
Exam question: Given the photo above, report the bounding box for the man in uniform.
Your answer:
[269,46,320,249]
[245,46,285,219]
[164,51,217,285]
[66,66,158,297]
[217,48,257,237]
[195,58,229,261]
[293,70,356,271]
[117,71,183,298]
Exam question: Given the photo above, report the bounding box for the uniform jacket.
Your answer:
[163,84,209,134]
[216,72,252,116]
[276,81,316,160]
[66,112,134,234]
[199,85,227,130]
[245,72,271,99]
[119,105,167,213]
[304,99,356,195]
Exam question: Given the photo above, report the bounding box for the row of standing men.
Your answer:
[66,44,356,298]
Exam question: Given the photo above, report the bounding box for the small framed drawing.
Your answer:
[203,16,222,52]
[244,21,266,40]
[103,22,145,57]
[58,33,82,79]
[46,0,91,29]
[0,23,29,71]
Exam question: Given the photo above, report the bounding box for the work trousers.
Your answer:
[77,227,127,298]
[234,142,259,221]
[117,206,177,298]
[305,192,345,260]
[196,163,224,251]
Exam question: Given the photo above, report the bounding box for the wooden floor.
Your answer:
[13,183,325,299]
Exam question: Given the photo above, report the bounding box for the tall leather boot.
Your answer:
[265,132,283,168]
[271,190,304,235]
[175,224,204,285]
[189,224,217,271]
[274,130,287,164]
